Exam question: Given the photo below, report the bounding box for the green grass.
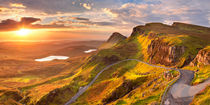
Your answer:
[94,61,138,83]
[134,26,208,67]
[193,65,210,84]
[116,100,127,105]
[21,71,76,91]
[191,86,210,105]
[72,59,177,105]
[132,95,160,105]
[5,76,40,83]
[172,22,210,34]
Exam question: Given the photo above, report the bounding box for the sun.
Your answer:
[16,29,31,36]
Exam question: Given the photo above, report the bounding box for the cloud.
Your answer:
[0,0,209,35]
[52,16,117,27]
[0,6,25,15]
[0,0,123,14]
[9,3,26,8]
[72,17,89,21]
[20,17,41,24]
[0,17,41,31]
[83,3,92,10]
[0,16,115,32]
[80,21,116,26]
[59,17,89,21]
[104,0,210,27]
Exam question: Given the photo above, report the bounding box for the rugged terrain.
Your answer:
[0,22,209,105]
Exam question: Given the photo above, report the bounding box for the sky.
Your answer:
[0,0,209,40]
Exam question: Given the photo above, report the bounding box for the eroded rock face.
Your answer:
[147,39,186,66]
[190,48,210,66]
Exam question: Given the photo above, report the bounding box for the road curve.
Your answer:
[64,59,209,105]
[164,70,210,105]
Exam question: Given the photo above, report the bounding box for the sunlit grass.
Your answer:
[191,86,210,105]
[4,76,40,83]
[72,60,178,105]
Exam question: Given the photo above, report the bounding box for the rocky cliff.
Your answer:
[190,47,210,67]
[129,22,209,67]
[147,38,186,66]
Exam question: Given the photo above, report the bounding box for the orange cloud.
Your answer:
[83,3,92,10]
[10,3,26,8]
[0,17,40,31]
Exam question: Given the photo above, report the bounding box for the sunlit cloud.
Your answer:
[103,0,210,27]
[83,3,92,10]
[103,8,118,18]
[0,0,209,40]
[0,17,41,31]
[9,3,26,8]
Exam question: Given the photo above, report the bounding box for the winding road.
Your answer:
[64,59,210,105]
[164,70,210,105]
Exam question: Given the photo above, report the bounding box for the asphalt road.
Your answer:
[64,59,209,105]
[164,70,210,105]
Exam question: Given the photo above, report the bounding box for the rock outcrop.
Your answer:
[147,39,186,66]
[128,22,210,67]
[190,47,210,66]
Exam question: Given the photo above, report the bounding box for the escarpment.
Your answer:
[129,22,209,67]
[147,39,186,66]
[190,47,210,66]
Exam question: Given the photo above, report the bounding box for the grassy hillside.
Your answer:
[1,23,209,105]
[191,86,210,105]
[72,61,178,105]
[68,22,209,105]
[37,22,209,105]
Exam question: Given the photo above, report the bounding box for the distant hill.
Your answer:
[99,32,127,49]
[107,32,127,43]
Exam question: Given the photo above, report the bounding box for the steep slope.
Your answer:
[107,32,127,43]
[16,22,209,105]
[71,22,209,105]
[131,23,209,67]
[191,86,210,105]
[190,46,210,66]
[99,32,127,49]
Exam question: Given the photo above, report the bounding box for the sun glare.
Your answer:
[16,29,31,36]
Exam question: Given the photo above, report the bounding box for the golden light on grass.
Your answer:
[16,29,31,36]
